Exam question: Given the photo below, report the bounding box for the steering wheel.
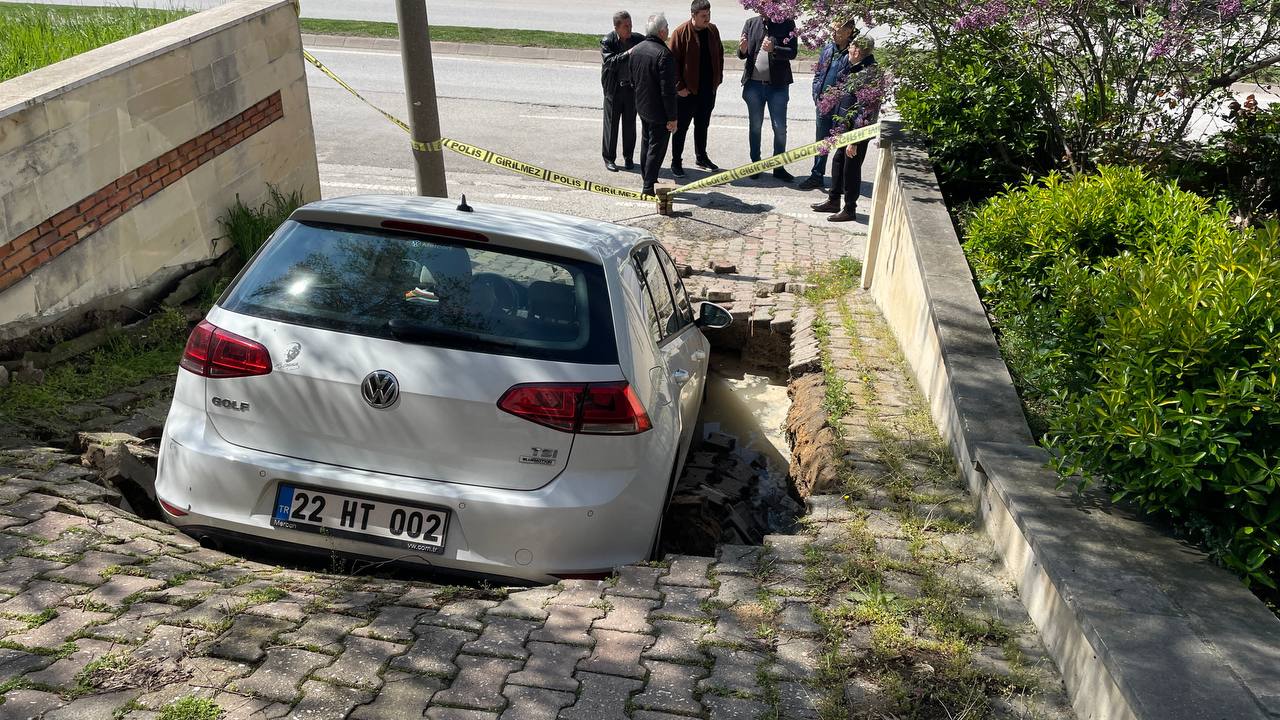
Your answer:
[473,273,521,316]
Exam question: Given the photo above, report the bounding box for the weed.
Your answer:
[157,695,224,720]
[246,587,286,605]
[0,4,186,81]
[218,186,302,265]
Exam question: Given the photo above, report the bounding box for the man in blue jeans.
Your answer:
[797,19,856,191]
[737,12,797,181]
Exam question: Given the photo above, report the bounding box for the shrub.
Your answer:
[963,167,1280,595]
[1174,100,1280,224]
[218,186,303,265]
[891,34,1056,204]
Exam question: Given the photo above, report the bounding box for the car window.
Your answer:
[220,221,618,364]
[634,245,678,342]
[655,246,694,327]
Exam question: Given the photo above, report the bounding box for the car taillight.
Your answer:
[179,320,272,379]
[498,382,652,435]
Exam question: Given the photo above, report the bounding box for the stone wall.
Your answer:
[861,121,1280,720]
[0,0,320,344]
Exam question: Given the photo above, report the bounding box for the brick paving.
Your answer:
[0,213,1075,719]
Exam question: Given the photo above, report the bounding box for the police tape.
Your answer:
[302,49,879,203]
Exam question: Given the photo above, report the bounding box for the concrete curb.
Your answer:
[301,34,600,64]
[861,120,1280,720]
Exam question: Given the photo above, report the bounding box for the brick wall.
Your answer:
[0,0,319,341]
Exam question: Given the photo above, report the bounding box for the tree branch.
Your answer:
[1207,52,1280,88]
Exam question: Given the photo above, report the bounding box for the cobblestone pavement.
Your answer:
[0,214,1074,719]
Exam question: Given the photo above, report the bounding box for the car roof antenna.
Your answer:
[457,195,474,213]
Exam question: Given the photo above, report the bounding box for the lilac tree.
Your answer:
[768,0,1279,169]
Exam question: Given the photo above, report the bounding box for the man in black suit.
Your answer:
[628,13,678,196]
[601,11,643,172]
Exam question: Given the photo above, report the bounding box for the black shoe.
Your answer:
[605,160,619,172]
[827,210,855,222]
[773,168,796,182]
[671,161,686,178]
[797,175,825,191]
[624,158,635,170]
[750,172,763,180]
[811,200,840,213]
[643,186,656,196]
[696,157,719,171]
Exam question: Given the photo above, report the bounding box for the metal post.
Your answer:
[395,0,448,197]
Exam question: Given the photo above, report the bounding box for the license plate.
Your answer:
[270,484,449,554]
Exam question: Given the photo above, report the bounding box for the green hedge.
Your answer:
[964,167,1280,594]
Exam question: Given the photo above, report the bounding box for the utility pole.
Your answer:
[396,0,448,197]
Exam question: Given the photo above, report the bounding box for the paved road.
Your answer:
[15,0,756,33]
[306,44,877,234]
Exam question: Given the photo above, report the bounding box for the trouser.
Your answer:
[671,90,716,163]
[828,139,870,210]
[602,87,637,162]
[639,119,671,190]
[742,79,789,161]
[809,111,835,178]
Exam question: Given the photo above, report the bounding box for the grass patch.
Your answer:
[0,3,187,82]
[218,186,303,265]
[803,256,863,304]
[246,586,286,605]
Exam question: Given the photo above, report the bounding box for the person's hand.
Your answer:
[762,36,774,53]
[678,88,691,97]
[845,144,856,158]
[666,120,678,132]
[739,34,747,52]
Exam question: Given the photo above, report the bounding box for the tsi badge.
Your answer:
[212,397,250,412]
[520,447,559,466]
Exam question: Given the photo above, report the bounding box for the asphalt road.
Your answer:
[307,45,880,236]
[14,0,756,34]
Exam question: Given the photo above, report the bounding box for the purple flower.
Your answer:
[953,0,1011,31]
[1218,0,1242,18]
[739,0,799,23]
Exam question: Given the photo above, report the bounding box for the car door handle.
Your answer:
[691,350,707,362]
[672,369,691,386]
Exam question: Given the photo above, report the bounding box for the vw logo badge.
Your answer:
[361,370,399,409]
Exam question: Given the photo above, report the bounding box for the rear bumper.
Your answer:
[155,388,674,584]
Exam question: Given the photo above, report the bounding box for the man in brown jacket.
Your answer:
[668,0,724,176]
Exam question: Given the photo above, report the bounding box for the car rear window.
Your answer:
[220,221,618,364]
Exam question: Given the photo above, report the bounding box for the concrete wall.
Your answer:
[0,0,320,343]
[862,121,1280,720]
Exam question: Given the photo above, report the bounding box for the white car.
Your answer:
[155,195,731,582]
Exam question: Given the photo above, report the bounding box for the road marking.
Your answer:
[305,46,589,70]
[323,180,414,193]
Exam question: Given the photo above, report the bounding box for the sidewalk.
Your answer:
[0,214,1073,719]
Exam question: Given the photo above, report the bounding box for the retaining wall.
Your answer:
[0,0,320,344]
[862,120,1280,720]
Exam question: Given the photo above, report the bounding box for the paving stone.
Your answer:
[24,638,124,689]
[425,709,497,720]
[325,590,382,615]
[643,619,707,664]
[397,586,449,608]
[706,606,764,647]
[391,625,475,678]
[89,602,181,643]
[548,579,604,607]
[286,679,371,719]
[699,646,768,698]
[606,566,663,600]
[26,532,97,559]
[2,688,63,718]
[778,602,823,637]
[660,555,714,588]
[86,575,166,608]
[98,537,167,559]
[576,629,653,679]
[715,545,761,576]
[875,537,914,565]
[243,599,310,623]
[863,510,905,538]
[487,585,557,621]
[0,534,30,560]
[424,599,498,633]
[712,574,760,605]
[882,570,924,600]
[95,516,162,543]
[507,641,589,693]
[353,605,429,642]
[557,671,643,720]
[652,585,713,622]
[234,648,332,703]
[771,636,823,679]
[349,670,444,720]
[279,613,364,654]
[780,681,822,719]
[764,534,811,564]
[804,495,859,523]
[4,608,111,649]
[13,511,96,541]
[213,692,291,719]
[43,689,142,720]
[141,555,205,581]
[705,695,773,720]
[1,493,63,521]
[313,635,407,690]
[461,615,538,660]
[498,685,574,720]
[204,614,295,663]
[592,595,656,634]
[431,654,522,711]
[170,593,249,631]
[528,604,604,647]
[0,579,82,615]
[632,660,706,715]
[0,647,53,682]
[145,579,221,605]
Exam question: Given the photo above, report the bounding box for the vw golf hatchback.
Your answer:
[155,195,731,582]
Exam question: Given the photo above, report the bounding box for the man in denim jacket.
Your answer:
[797,19,856,191]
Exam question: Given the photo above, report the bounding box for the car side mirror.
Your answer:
[695,302,732,329]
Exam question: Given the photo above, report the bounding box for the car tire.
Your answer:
[648,456,682,561]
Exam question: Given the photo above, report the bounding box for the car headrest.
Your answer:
[528,281,577,324]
